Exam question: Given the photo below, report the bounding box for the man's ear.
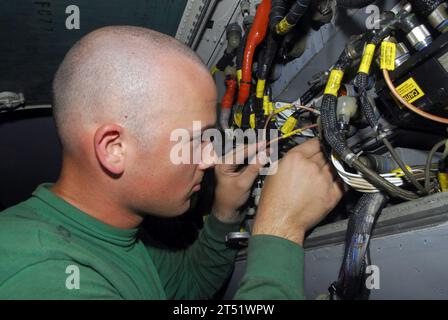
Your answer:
[94,124,126,176]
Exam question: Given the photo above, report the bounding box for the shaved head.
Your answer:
[53,25,209,151]
[51,25,218,221]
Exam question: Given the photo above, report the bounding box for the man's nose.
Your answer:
[198,141,218,170]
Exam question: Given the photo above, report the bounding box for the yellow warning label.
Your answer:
[381,41,396,71]
[358,44,376,74]
[281,116,298,134]
[249,113,255,129]
[324,69,344,96]
[396,77,425,104]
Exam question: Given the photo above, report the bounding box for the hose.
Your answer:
[220,76,237,129]
[269,0,288,32]
[330,192,388,300]
[255,31,278,128]
[237,0,271,106]
[236,30,251,86]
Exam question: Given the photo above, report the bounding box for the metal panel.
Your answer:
[175,0,219,48]
[223,192,448,299]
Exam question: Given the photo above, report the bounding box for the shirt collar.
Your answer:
[32,183,139,247]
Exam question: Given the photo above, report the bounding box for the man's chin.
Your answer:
[167,199,191,217]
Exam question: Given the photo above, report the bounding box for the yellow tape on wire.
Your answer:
[358,43,376,74]
[256,79,266,99]
[236,69,242,86]
[324,69,344,96]
[249,113,255,129]
[263,96,270,115]
[380,41,396,71]
[281,116,298,134]
[276,18,294,35]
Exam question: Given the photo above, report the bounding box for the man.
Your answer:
[0,26,343,299]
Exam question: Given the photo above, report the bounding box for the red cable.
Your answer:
[221,78,237,109]
[237,0,271,106]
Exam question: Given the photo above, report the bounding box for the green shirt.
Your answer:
[0,184,305,299]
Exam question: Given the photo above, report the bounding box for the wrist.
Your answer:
[252,221,306,246]
[211,205,241,223]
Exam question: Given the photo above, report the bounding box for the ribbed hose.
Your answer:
[337,0,377,8]
[321,94,351,157]
[354,72,378,129]
[330,192,388,300]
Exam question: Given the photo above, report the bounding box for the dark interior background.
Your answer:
[0,0,188,208]
[0,0,187,104]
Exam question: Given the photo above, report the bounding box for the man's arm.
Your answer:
[234,235,305,299]
[145,213,241,299]
[234,139,344,300]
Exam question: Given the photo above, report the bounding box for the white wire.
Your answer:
[331,153,404,193]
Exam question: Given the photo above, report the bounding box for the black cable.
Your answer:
[330,192,388,300]
[269,0,288,32]
[284,0,310,27]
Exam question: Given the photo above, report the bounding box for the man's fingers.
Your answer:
[310,151,328,168]
[241,151,270,180]
[331,177,346,200]
[220,140,267,166]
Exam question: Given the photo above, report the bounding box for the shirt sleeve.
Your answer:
[233,235,306,300]
[0,259,122,300]
[145,214,241,299]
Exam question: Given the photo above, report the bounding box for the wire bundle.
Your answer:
[331,153,405,193]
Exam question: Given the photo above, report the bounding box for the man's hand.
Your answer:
[252,138,345,246]
[212,142,269,223]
